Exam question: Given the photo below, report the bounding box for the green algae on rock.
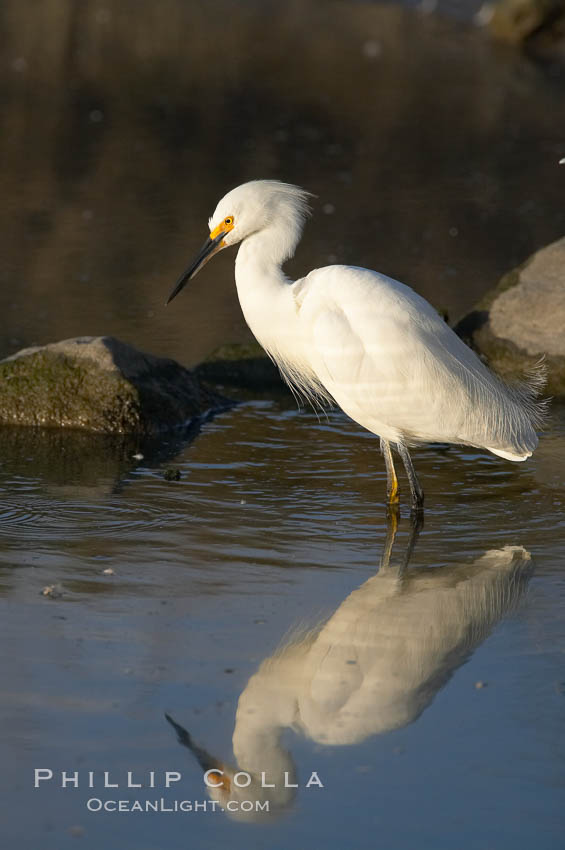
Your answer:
[0,336,229,433]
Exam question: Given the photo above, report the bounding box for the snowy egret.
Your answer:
[167,180,545,511]
[166,539,531,820]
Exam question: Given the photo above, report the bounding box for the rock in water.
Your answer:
[194,342,287,392]
[455,236,565,397]
[0,336,228,433]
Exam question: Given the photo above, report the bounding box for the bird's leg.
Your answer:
[397,442,425,513]
[379,508,398,572]
[380,438,400,508]
[403,510,423,567]
[378,505,422,577]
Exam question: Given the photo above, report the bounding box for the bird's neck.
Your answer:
[232,658,299,776]
[234,225,298,354]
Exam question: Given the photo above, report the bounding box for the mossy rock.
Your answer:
[0,336,229,433]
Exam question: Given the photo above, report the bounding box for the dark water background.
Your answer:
[1,2,565,848]
[2,0,565,366]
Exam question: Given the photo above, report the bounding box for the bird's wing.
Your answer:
[293,266,539,452]
[294,265,449,442]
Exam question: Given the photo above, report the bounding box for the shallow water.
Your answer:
[1,400,564,849]
[2,1,565,846]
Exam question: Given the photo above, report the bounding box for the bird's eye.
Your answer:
[224,217,233,226]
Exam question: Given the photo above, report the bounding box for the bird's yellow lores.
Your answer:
[167,180,545,512]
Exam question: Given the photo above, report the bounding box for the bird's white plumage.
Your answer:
[179,543,530,820]
[289,264,542,457]
[224,544,530,781]
[181,180,544,483]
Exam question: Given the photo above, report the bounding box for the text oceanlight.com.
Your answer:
[86,798,269,814]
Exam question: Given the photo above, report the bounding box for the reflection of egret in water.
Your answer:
[166,522,532,820]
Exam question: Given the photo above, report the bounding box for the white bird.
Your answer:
[167,180,545,510]
[166,541,532,820]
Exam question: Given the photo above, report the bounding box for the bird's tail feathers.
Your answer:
[506,355,549,431]
[480,355,548,459]
[487,446,531,462]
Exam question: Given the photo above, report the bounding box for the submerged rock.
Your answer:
[0,336,228,433]
[194,342,288,393]
[455,236,565,396]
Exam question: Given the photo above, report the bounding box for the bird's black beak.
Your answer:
[166,230,226,305]
[164,713,224,774]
